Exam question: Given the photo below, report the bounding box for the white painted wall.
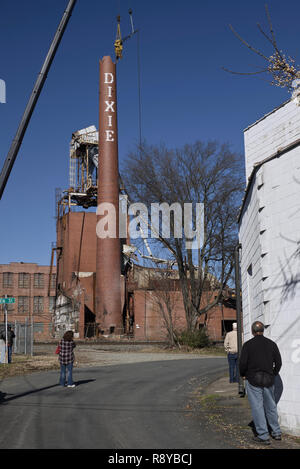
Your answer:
[244,99,300,180]
[240,99,300,435]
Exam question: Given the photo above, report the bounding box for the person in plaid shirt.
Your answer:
[58,330,76,387]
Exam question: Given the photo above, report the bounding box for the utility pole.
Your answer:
[4,297,8,364]
[235,243,245,397]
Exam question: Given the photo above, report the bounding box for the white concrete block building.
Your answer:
[238,97,300,435]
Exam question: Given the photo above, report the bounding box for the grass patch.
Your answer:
[139,344,226,356]
[0,354,59,379]
[197,393,219,409]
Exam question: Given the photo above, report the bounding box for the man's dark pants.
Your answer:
[227,353,238,383]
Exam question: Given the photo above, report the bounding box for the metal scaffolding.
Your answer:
[57,126,99,217]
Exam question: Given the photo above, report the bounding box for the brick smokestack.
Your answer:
[96,56,122,335]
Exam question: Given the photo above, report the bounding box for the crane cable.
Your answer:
[114,9,142,151]
[114,9,137,60]
[136,28,142,151]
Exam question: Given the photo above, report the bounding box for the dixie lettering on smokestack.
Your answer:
[96,56,122,336]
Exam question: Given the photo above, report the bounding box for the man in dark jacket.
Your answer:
[0,325,15,363]
[239,321,282,445]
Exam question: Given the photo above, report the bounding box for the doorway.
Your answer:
[84,305,96,338]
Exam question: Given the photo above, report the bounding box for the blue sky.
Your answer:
[0,0,298,265]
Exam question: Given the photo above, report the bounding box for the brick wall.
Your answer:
[132,289,236,342]
[56,212,96,295]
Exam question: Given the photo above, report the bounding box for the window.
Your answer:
[18,273,30,288]
[18,296,29,313]
[34,273,44,289]
[50,274,56,290]
[34,296,44,313]
[49,296,56,311]
[3,272,13,288]
[34,323,44,333]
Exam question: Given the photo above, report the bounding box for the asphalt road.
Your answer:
[0,357,229,449]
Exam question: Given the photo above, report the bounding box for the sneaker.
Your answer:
[67,384,76,388]
[272,434,282,441]
[252,436,271,445]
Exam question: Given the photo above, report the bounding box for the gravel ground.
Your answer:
[34,342,225,368]
[0,342,225,380]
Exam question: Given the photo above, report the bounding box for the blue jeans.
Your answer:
[7,346,12,363]
[246,380,281,440]
[59,363,74,386]
[227,353,238,382]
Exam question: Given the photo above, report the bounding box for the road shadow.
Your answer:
[74,379,96,387]
[0,379,96,404]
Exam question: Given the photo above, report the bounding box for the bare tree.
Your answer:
[121,140,244,331]
[223,4,300,92]
[150,269,180,347]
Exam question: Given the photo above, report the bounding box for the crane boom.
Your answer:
[0,0,77,199]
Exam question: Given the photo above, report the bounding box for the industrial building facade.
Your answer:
[0,262,57,340]
[53,208,236,342]
[0,253,237,344]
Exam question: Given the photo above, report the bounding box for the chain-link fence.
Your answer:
[0,319,34,360]
[13,320,33,355]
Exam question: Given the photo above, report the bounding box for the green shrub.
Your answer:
[177,328,210,349]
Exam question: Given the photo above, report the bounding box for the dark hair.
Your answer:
[251,321,264,334]
[63,330,74,341]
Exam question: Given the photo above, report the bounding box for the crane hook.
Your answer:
[114,15,123,60]
[114,10,138,61]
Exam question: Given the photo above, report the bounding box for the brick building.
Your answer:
[0,213,236,343]
[127,263,237,342]
[55,211,98,338]
[54,211,236,342]
[0,262,56,340]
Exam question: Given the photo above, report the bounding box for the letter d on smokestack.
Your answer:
[96,56,121,335]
